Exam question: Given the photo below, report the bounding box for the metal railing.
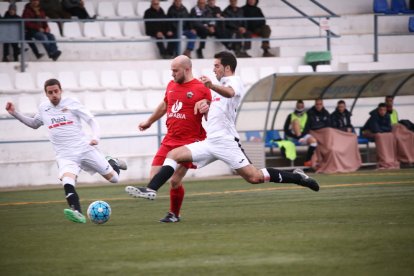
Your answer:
[0,15,340,72]
[373,13,414,62]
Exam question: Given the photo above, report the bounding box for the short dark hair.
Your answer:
[297,100,304,104]
[214,51,237,72]
[385,95,394,100]
[44,78,62,92]
[378,102,387,108]
[337,100,345,105]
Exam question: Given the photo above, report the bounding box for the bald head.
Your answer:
[171,55,193,84]
[172,55,192,69]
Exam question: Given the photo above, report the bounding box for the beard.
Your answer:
[175,75,185,84]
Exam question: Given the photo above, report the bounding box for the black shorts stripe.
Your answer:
[234,137,252,165]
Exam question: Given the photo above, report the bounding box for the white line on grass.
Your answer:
[1,180,413,207]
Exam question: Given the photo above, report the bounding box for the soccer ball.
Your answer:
[87,200,111,224]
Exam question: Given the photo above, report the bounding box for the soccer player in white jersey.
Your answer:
[5,78,126,224]
[126,51,319,208]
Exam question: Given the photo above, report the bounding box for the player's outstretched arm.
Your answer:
[5,102,42,129]
[199,75,235,98]
[138,101,167,131]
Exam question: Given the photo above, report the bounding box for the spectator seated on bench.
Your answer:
[283,100,317,165]
[330,100,354,133]
[362,102,400,169]
[361,103,392,142]
[23,0,62,61]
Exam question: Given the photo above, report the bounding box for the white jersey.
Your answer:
[206,75,245,139]
[34,97,97,158]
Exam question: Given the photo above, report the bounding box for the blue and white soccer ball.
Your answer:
[87,200,111,224]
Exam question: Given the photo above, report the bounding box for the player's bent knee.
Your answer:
[170,179,180,188]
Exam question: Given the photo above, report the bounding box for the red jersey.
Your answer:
[162,78,211,146]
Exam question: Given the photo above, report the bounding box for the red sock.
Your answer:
[170,184,185,216]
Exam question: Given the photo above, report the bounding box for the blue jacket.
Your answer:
[362,109,392,133]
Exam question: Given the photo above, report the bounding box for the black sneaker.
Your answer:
[51,50,62,61]
[106,156,127,170]
[35,53,45,60]
[262,49,275,57]
[159,212,180,223]
[125,186,157,200]
[293,169,320,192]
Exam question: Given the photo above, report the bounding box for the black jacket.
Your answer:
[144,7,172,37]
[242,0,266,32]
[167,4,191,32]
[223,5,247,31]
[330,108,354,132]
[305,106,330,132]
[362,109,392,134]
[3,10,20,19]
[207,5,226,32]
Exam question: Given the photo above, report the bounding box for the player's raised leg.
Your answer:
[106,156,128,174]
[236,165,319,191]
[125,146,193,200]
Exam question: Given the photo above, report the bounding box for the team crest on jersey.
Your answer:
[187,91,193,99]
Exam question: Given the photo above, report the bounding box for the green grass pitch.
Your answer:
[0,169,413,275]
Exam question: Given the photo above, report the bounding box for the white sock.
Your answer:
[61,176,75,186]
[163,158,178,171]
[109,172,119,183]
[261,168,270,182]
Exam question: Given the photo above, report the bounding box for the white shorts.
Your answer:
[56,149,112,179]
[185,135,251,170]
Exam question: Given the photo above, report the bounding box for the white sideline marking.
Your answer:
[0,180,413,207]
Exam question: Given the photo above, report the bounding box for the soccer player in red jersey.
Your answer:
[126,52,319,220]
[130,55,211,222]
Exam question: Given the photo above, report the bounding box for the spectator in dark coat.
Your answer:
[207,0,233,50]
[2,3,21,62]
[330,100,354,133]
[361,103,392,141]
[242,0,274,57]
[305,98,330,132]
[23,0,62,61]
[167,0,198,58]
[41,0,71,35]
[190,0,215,59]
[144,0,175,59]
[223,0,252,58]
[62,0,95,19]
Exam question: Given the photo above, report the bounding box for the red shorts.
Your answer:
[152,143,196,169]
